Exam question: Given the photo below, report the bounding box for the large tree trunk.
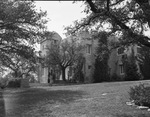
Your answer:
[61,67,66,81]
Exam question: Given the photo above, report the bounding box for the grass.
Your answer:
[0,80,150,117]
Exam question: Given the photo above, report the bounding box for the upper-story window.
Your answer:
[51,40,57,45]
[119,64,124,75]
[88,65,91,69]
[117,47,125,55]
[53,40,57,44]
[137,47,141,54]
[86,44,92,54]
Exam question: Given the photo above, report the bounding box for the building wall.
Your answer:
[108,42,141,79]
[73,32,141,82]
[80,33,141,82]
[79,31,98,82]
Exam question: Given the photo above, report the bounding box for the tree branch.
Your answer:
[86,0,99,13]
[107,0,110,11]
[86,0,150,47]
[109,0,124,7]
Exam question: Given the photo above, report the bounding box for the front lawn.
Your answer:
[1,80,150,117]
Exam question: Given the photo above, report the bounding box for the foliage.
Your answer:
[124,49,141,81]
[7,78,21,88]
[46,35,84,81]
[111,73,121,81]
[129,83,150,107]
[93,32,110,82]
[0,77,9,89]
[3,55,37,78]
[0,65,7,77]
[139,46,150,80]
[93,57,110,82]
[65,0,150,48]
[28,73,38,83]
[124,61,141,81]
[72,56,85,83]
[0,0,47,73]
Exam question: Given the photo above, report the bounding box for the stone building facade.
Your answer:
[38,31,141,83]
[77,32,141,82]
[78,31,98,82]
[108,36,141,79]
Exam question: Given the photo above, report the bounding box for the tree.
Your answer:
[124,48,141,81]
[139,46,150,79]
[93,32,110,82]
[72,55,85,83]
[46,37,83,81]
[0,0,47,71]
[2,54,37,78]
[65,0,150,48]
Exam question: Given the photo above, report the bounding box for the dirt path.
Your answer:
[1,80,150,117]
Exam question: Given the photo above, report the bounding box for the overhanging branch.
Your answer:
[86,0,150,47]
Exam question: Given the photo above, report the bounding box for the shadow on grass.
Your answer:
[0,90,6,117]
[114,113,150,117]
[17,88,85,104]
[2,88,86,117]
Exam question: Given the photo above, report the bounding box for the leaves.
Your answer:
[65,0,150,47]
[0,0,47,76]
[46,36,83,68]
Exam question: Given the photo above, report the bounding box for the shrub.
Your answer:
[124,48,141,81]
[124,60,141,81]
[93,57,110,83]
[129,83,150,107]
[111,73,121,81]
[7,78,21,88]
[72,70,84,83]
[139,46,150,80]
[0,78,9,89]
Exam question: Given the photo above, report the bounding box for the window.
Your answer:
[119,64,124,75]
[117,47,125,55]
[88,65,91,69]
[86,44,92,54]
[137,47,141,54]
[41,67,44,76]
[52,40,57,45]
[53,40,57,44]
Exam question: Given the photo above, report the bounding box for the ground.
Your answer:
[0,80,150,117]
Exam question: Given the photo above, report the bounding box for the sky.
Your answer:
[35,1,86,39]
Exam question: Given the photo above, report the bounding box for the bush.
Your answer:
[93,57,110,83]
[111,73,121,81]
[72,71,84,83]
[124,60,141,81]
[0,78,9,89]
[129,83,150,107]
[7,78,21,88]
[124,49,141,81]
[139,46,150,80]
